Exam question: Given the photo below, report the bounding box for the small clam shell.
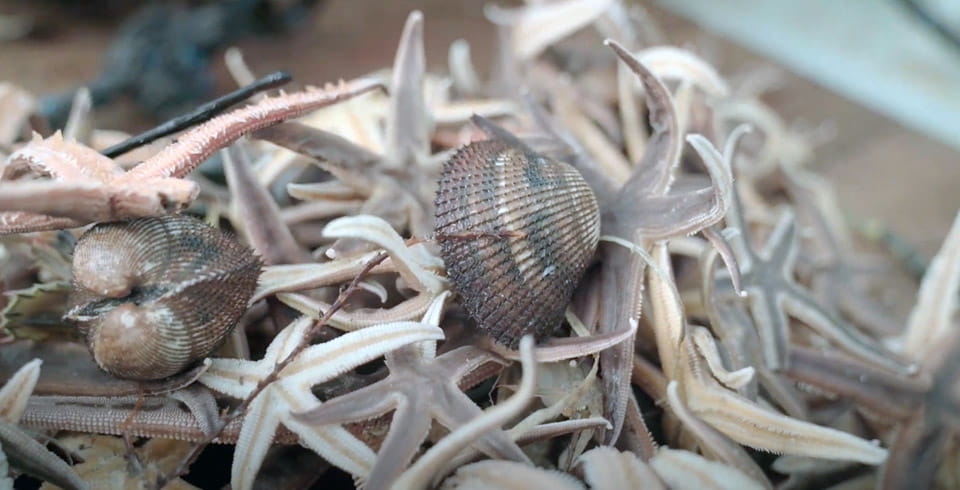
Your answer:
[434,137,600,348]
[65,215,261,380]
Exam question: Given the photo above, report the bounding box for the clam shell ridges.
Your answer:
[435,139,600,348]
[67,215,261,380]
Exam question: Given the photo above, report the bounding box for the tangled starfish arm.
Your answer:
[0,78,383,233]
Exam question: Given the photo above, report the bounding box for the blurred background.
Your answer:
[0,0,957,258]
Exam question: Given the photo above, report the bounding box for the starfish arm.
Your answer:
[432,383,529,463]
[443,460,586,489]
[606,39,681,198]
[578,446,664,490]
[0,421,88,490]
[496,323,638,363]
[686,380,887,465]
[283,321,444,386]
[488,0,614,61]
[395,337,537,489]
[278,291,435,332]
[325,188,421,257]
[201,316,313,398]
[0,211,82,234]
[650,448,766,490]
[597,236,646,444]
[764,211,799,275]
[746,285,790,369]
[123,78,384,181]
[431,346,505,383]
[295,387,401,426]
[448,39,481,96]
[231,388,282,490]
[364,399,433,489]
[62,87,93,144]
[281,415,377,481]
[665,382,770,488]
[277,381,377,481]
[4,132,118,182]
[254,251,383,301]
[0,358,40,423]
[781,287,910,373]
[903,210,960,361]
[384,11,429,171]
[0,181,113,220]
[784,346,928,421]
[222,143,307,265]
[322,215,446,293]
[199,358,272,400]
[637,47,730,97]
[253,122,380,187]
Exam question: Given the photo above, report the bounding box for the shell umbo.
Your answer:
[434,119,600,348]
[64,215,261,380]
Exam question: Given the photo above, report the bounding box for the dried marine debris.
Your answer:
[0,1,952,489]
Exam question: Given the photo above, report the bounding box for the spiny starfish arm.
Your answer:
[122,78,384,181]
[231,388,282,490]
[4,131,119,182]
[685,378,888,465]
[0,211,82,234]
[664,382,770,488]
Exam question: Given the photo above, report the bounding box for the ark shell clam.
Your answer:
[65,215,261,380]
[434,133,601,348]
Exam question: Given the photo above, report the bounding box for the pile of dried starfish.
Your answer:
[0,1,956,489]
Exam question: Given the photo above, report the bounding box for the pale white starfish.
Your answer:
[0,359,87,489]
[198,315,444,489]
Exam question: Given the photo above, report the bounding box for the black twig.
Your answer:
[102,71,293,158]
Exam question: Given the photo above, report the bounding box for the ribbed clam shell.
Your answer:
[434,139,600,348]
[65,215,261,380]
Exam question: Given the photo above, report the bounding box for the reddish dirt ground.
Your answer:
[1,0,957,258]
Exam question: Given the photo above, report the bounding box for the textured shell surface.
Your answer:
[434,137,600,348]
[65,215,262,380]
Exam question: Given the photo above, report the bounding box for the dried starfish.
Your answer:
[783,165,902,335]
[198,315,444,489]
[645,241,889,476]
[253,12,458,257]
[721,183,909,372]
[0,79,382,233]
[785,211,960,489]
[531,39,738,444]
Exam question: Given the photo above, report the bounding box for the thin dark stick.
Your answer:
[102,71,293,158]
[155,251,389,489]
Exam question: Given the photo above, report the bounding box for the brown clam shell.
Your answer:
[434,132,600,348]
[65,215,261,380]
